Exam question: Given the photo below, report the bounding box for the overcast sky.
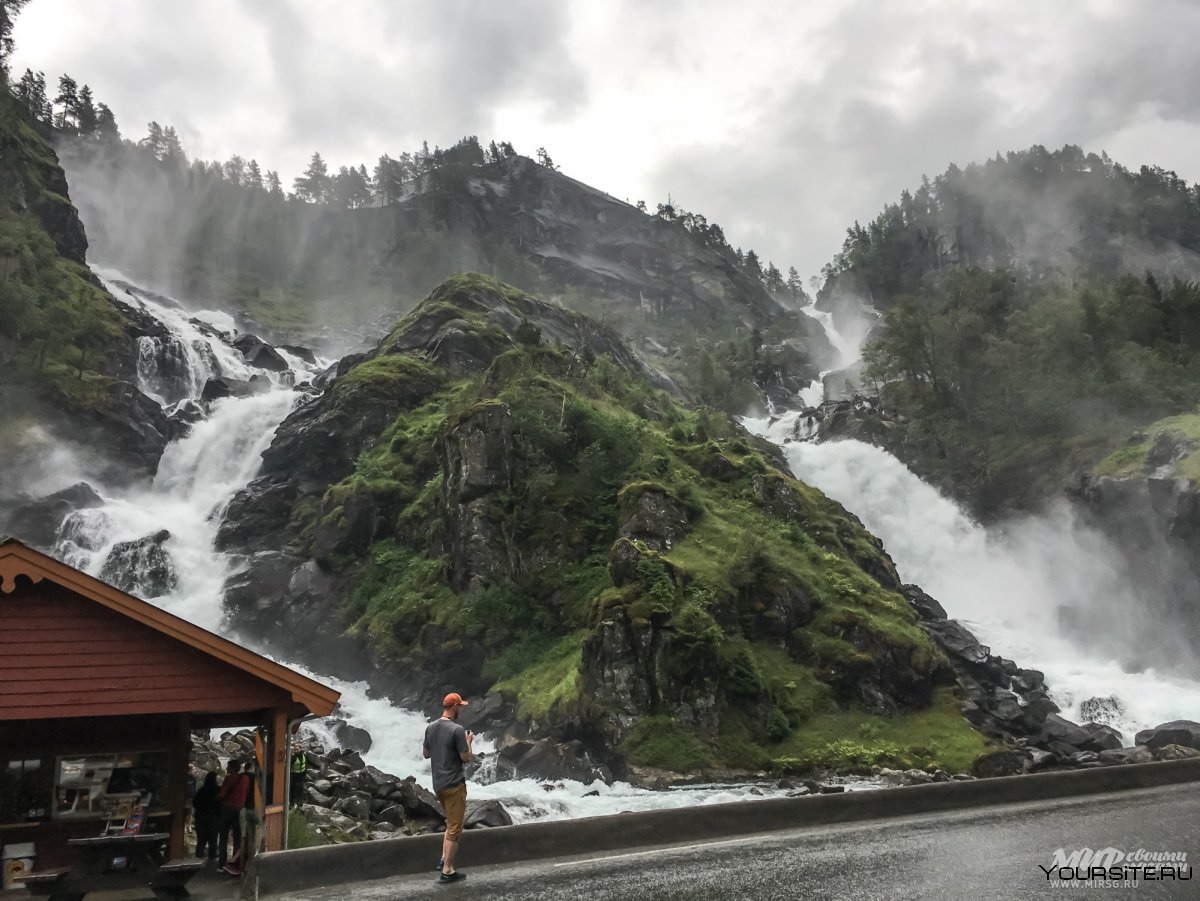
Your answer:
[13,0,1200,280]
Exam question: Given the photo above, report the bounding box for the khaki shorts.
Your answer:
[437,782,467,842]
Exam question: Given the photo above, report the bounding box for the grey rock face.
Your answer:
[99,529,177,598]
[618,487,690,551]
[4,482,104,549]
[1134,720,1200,751]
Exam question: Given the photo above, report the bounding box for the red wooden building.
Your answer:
[0,537,340,867]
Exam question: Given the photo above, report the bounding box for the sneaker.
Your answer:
[222,864,242,877]
[434,857,444,872]
[438,871,466,884]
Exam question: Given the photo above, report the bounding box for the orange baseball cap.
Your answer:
[442,692,469,708]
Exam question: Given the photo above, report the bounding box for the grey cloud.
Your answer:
[650,0,1200,278]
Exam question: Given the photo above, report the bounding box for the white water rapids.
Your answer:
[742,304,1200,744]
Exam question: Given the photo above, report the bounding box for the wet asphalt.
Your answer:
[286,783,1200,900]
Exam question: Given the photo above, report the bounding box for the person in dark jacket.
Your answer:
[192,772,221,860]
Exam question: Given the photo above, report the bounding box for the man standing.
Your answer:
[422,692,475,884]
[290,748,309,808]
[215,760,248,869]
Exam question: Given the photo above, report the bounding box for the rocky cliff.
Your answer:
[0,93,170,503]
[58,144,836,401]
[218,273,988,778]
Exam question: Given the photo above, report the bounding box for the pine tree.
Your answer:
[332,164,371,208]
[160,126,186,166]
[266,170,283,195]
[223,155,246,185]
[743,249,763,283]
[763,262,785,294]
[53,74,79,131]
[13,68,49,122]
[535,147,557,169]
[245,158,263,190]
[373,154,404,204]
[94,103,119,141]
[0,0,31,78]
[140,121,165,158]
[786,266,805,300]
[293,152,331,203]
[76,84,97,135]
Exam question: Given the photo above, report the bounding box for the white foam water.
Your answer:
[744,305,1200,746]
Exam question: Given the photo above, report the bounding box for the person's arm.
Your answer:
[457,727,475,763]
[422,725,431,759]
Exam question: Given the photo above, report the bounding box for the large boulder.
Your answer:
[98,529,177,598]
[1152,744,1200,761]
[617,486,690,552]
[389,777,445,821]
[1134,720,1200,751]
[4,482,104,549]
[1036,714,1094,751]
[970,748,1027,778]
[327,718,373,754]
[1098,745,1154,766]
[465,799,513,829]
[1079,723,1124,752]
[233,334,289,371]
[494,736,613,786]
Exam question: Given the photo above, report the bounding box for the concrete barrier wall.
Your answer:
[243,757,1200,899]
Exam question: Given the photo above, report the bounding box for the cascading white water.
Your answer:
[745,306,1200,745]
[53,275,323,630]
[43,270,832,821]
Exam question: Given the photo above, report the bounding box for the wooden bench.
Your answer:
[150,859,206,899]
[15,869,82,901]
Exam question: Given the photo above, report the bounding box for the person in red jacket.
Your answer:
[215,760,249,868]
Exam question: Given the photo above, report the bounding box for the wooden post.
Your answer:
[265,707,288,851]
[168,713,191,860]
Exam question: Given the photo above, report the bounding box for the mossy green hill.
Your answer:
[223,273,986,775]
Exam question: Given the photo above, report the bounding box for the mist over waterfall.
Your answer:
[746,308,1200,745]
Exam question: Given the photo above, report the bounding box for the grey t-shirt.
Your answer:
[424,718,468,792]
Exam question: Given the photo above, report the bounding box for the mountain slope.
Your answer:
[816,146,1200,517]
[56,138,836,409]
[218,273,985,776]
[0,91,169,497]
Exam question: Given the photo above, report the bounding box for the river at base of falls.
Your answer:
[742,413,1200,744]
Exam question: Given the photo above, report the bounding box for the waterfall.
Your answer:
[745,309,1200,745]
[53,275,321,630]
[39,271,819,821]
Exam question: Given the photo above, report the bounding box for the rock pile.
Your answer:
[906,584,1200,774]
[191,727,513,845]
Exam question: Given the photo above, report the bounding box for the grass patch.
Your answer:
[1093,412,1200,479]
[286,810,330,849]
[770,687,986,774]
[493,632,584,720]
[622,714,716,771]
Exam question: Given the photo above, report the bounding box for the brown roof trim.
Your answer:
[0,538,339,716]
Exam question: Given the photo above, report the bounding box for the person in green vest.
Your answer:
[290,748,310,808]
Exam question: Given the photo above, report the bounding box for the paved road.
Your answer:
[288,784,1199,900]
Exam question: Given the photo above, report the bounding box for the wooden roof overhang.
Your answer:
[0,537,339,722]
